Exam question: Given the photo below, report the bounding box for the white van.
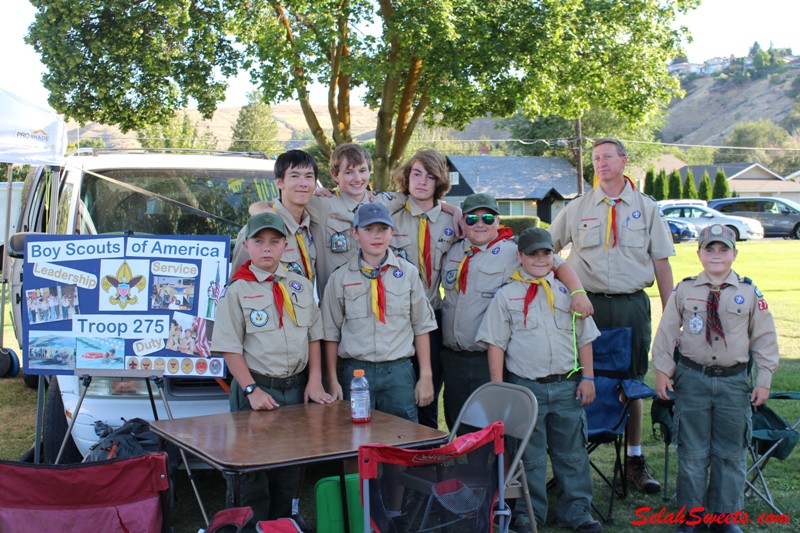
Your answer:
[6,150,277,461]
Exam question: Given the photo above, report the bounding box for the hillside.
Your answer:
[67,65,800,151]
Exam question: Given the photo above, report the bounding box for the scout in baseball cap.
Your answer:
[517,227,555,255]
[353,202,395,228]
[699,224,736,249]
[245,212,287,239]
[462,193,500,214]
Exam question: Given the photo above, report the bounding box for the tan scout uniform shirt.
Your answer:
[230,201,317,279]
[389,196,457,310]
[441,236,518,352]
[549,181,675,294]
[321,250,437,362]
[652,270,779,389]
[211,264,323,378]
[476,271,601,380]
[306,192,402,298]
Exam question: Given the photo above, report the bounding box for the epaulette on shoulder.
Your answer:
[681,275,698,282]
[225,278,240,288]
[644,193,658,202]
[739,276,753,285]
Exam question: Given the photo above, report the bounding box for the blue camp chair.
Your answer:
[584,327,656,523]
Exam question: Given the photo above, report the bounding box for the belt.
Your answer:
[587,289,645,299]
[680,358,747,377]
[251,370,308,391]
[534,372,580,384]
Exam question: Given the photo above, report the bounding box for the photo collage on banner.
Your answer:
[21,234,229,378]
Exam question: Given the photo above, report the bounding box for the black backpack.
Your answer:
[89,418,161,461]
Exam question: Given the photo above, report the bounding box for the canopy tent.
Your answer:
[1,86,66,382]
[0,86,67,165]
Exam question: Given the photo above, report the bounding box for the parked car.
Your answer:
[667,218,699,243]
[6,149,277,462]
[659,204,764,241]
[709,197,800,239]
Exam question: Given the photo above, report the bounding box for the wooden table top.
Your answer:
[151,401,448,473]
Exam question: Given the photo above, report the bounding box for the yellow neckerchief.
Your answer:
[594,175,635,250]
[266,274,297,328]
[405,200,432,288]
[358,252,389,323]
[509,270,554,326]
[272,204,314,281]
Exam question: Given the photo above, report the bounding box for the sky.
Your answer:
[2,0,799,111]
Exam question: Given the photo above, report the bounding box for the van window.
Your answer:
[736,200,762,212]
[715,202,734,213]
[78,168,278,238]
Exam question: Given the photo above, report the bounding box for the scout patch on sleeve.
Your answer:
[758,299,769,311]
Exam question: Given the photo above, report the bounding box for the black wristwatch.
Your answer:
[243,383,258,396]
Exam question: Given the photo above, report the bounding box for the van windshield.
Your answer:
[79,168,278,238]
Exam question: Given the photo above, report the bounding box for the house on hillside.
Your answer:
[445,155,583,223]
[679,163,800,202]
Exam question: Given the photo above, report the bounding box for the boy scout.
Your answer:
[477,228,602,533]
[549,137,675,493]
[441,193,592,429]
[231,150,318,280]
[389,149,458,428]
[653,224,779,533]
[321,202,437,422]
[212,212,332,524]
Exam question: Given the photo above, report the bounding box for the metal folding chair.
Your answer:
[584,327,656,524]
[450,381,539,533]
[359,421,506,533]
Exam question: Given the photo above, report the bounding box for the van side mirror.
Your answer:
[7,233,28,259]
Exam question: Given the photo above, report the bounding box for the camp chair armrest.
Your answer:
[621,379,657,401]
[768,392,800,401]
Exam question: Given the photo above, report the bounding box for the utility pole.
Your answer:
[574,118,584,194]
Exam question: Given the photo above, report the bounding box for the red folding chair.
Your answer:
[359,421,508,533]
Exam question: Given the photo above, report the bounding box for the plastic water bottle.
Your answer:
[350,369,371,423]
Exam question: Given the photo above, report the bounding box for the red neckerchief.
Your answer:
[457,226,514,293]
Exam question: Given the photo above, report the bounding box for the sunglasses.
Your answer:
[465,213,496,226]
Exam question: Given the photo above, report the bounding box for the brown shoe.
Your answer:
[626,454,661,494]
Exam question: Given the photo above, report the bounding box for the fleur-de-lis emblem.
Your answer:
[101,261,146,309]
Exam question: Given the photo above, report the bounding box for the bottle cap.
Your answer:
[354,369,365,377]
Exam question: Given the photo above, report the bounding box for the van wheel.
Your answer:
[793,224,800,240]
[44,380,83,463]
[23,371,42,390]
[726,226,740,241]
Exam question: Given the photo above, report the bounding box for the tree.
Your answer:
[643,168,656,197]
[667,170,682,199]
[717,119,789,171]
[66,137,105,153]
[698,170,713,201]
[682,169,698,199]
[712,168,730,199]
[136,112,218,150]
[27,0,695,189]
[229,90,282,155]
[653,172,668,201]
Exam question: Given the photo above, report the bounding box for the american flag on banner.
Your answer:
[193,316,211,358]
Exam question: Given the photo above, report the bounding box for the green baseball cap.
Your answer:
[517,227,554,255]
[245,212,287,238]
[462,193,499,214]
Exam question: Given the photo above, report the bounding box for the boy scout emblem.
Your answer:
[491,247,501,254]
[689,314,704,334]
[391,247,408,261]
[210,359,222,374]
[101,260,147,309]
[445,270,457,284]
[250,309,269,327]
[393,269,404,278]
[444,227,454,236]
[331,232,348,253]
[286,262,304,275]
[290,281,303,292]
[632,210,642,219]
[559,286,568,294]
[734,295,745,304]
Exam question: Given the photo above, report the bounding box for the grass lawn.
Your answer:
[2,240,800,532]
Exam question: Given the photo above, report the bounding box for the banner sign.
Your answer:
[22,234,229,378]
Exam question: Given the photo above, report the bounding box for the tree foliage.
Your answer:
[682,169,698,199]
[652,172,667,201]
[667,169,683,199]
[643,168,655,197]
[229,90,282,155]
[712,168,730,199]
[136,112,218,150]
[698,170,713,201]
[27,0,695,189]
